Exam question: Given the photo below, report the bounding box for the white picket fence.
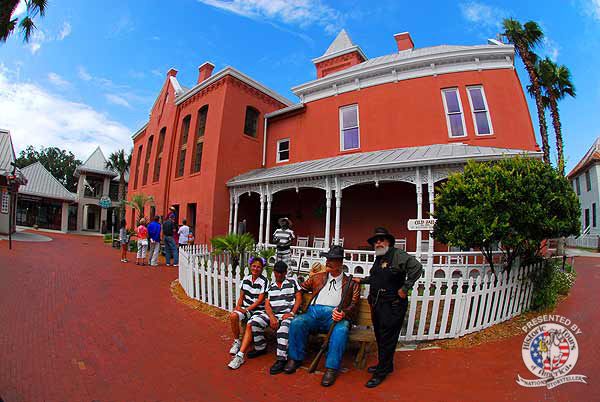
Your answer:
[566,234,599,249]
[178,246,541,341]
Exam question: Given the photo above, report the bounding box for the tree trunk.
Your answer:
[118,176,125,220]
[549,98,565,176]
[520,46,550,164]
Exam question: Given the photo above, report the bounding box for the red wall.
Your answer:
[265,69,538,167]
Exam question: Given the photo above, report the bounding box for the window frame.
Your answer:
[576,177,581,195]
[153,127,166,183]
[192,105,208,174]
[339,104,360,151]
[142,135,153,185]
[585,170,592,191]
[593,203,597,228]
[133,144,142,189]
[243,106,260,138]
[176,115,191,177]
[276,138,290,163]
[466,85,494,136]
[441,88,468,138]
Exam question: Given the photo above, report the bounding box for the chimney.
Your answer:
[394,32,414,52]
[198,62,215,83]
[167,68,178,77]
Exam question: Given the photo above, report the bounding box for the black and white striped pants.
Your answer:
[248,312,292,360]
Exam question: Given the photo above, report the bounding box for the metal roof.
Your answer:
[0,129,16,175]
[228,144,542,186]
[75,146,117,177]
[19,162,76,201]
[567,137,600,179]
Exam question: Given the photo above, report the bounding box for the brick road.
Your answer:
[1,232,598,401]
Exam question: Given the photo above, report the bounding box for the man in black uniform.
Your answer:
[353,227,423,388]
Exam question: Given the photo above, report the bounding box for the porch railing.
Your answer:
[178,245,540,342]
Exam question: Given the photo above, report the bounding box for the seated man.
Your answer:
[228,261,302,373]
[284,245,361,387]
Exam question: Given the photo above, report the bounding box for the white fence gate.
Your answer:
[178,246,541,341]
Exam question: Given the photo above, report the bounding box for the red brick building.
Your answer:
[127,30,540,251]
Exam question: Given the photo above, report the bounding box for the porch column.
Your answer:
[415,168,422,261]
[61,202,69,233]
[233,196,239,234]
[324,183,332,246]
[427,167,435,280]
[264,191,272,246]
[258,191,265,245]
[334,177,342,246]
[228,192,233,234]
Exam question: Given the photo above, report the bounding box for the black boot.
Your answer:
[366,374,387,388]
[321,369,338,387]
[270,359,287,375]
[367,365,378,374]
[283,359,302,374]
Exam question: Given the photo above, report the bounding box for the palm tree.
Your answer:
[105,149,132,220]
[125,193,155,224]
[211,233,255,271]
[502,19,550,164]
[1,0,48,43]
[535,58,576,176]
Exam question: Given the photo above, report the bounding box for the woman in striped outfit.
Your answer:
[273,217,295,268]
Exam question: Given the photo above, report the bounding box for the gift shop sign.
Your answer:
[407,219,436,231]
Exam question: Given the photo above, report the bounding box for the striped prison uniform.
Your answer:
[233,274,268,323]
[249,278,300,360]
[273,228,295,270]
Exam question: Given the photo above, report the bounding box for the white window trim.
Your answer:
[441,88,467,138]
[276,138,290,163]
[466,85,494,136]
[339,104,360,151]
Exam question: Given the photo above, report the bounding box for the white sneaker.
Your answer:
[228,353,245,370]
[229,339,241,355]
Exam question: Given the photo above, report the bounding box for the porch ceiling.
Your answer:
[227,144,541,186]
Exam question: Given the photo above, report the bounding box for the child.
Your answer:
[228,261,302,372]
[227,256,268,359]
[119,219,129,262]
[135,218,148,266]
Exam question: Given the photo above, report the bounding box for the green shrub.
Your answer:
[103,234,112,241]
[531,259,576,310]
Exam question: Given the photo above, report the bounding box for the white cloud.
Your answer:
[13,0,27,16]
[27,30,45,54]
[460,1,508,32]
[198,0,343,33]
[582,0,600,20]
[105,94,132,108]
[47,72,70,88]
[77,66,92,81]
[540,37,560,61]
[151,69,163,77]
[0,66,131,160]
[58,22,72,40]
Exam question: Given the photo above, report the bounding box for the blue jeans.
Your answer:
[287,305,350,370]
[164,236,178,265]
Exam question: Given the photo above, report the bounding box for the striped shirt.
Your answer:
[267,278,299,315]
[273,228,295,249]
[240,274,268,311]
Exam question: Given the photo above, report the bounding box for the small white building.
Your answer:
[567,137,600,235]
[0,129,27,235]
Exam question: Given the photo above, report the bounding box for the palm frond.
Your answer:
[19,16,35,42]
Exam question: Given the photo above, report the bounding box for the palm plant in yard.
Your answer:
[502,18,549,164]
[105,149,132,220]
[532,58,576,176]
[125,193,155,224]
[1,0,48,42]
[211,233,255,271]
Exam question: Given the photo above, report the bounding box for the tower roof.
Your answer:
[75,146,117,177]
[312,29,367,64]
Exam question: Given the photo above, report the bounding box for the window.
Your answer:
[339,104,360,151]
[277,139,290,162]
[593,203,597,228]
[576,177,581,195]
[467,86,493,135]
[150,206,156,219]
[142,136,153,185]
[441,88,467,137]
[585,208,590,229]
[586,170,592,191]
[244,106,259,137]
[133,145,142,189]
[192,106,208,173]
[176,115,191,177]
[153,127,166,182]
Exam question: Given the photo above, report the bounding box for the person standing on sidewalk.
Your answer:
[178,219,190,248]
[353,227,423,388]
[162,215,178,266]
[119,219,129,263]
[135,218,148,266]
[147,216,162,267]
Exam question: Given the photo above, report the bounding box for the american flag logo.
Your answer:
[530,331,570,372]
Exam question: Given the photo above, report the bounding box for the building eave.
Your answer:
[264,103,305,119]
[311,45,368,64]
[131,122,148,140]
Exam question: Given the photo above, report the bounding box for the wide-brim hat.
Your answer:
[367,227,396,246]
[278,217,292,227]
[169,206,176,211]
[319,245,345,260]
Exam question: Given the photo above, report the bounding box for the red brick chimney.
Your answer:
[167,68,178,77]
[394,32,414,51]
[198,62,215,83]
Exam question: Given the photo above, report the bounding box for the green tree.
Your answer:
[105,149,132,220]
[210,233,255,270]
[530,58,576,176]
[15,145,81,191]
[433,157,580,273]
[1,0,47,42]
[125,193,155,224]
[502,19,550,164]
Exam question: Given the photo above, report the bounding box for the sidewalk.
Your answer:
[0,231,598,401]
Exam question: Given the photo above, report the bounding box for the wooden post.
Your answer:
[334,177,342,246]
[264,189,272,246]
[324,179,332,246]
[258,190,265,245]
[415,168,422,261]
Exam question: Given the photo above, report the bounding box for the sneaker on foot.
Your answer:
[166,264,171,266]
[228,353,245,370]
[229,339,241,355]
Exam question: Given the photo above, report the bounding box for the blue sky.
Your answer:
[0,0,599,173]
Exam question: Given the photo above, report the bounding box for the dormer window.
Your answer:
[340,104,359,151]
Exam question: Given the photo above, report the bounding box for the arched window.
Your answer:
[176,115,191,177]
[142,135,153,185]
[243,106,259,137]
[153,127,166,182]
[192,106,208,173]
[133,144,142,189]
